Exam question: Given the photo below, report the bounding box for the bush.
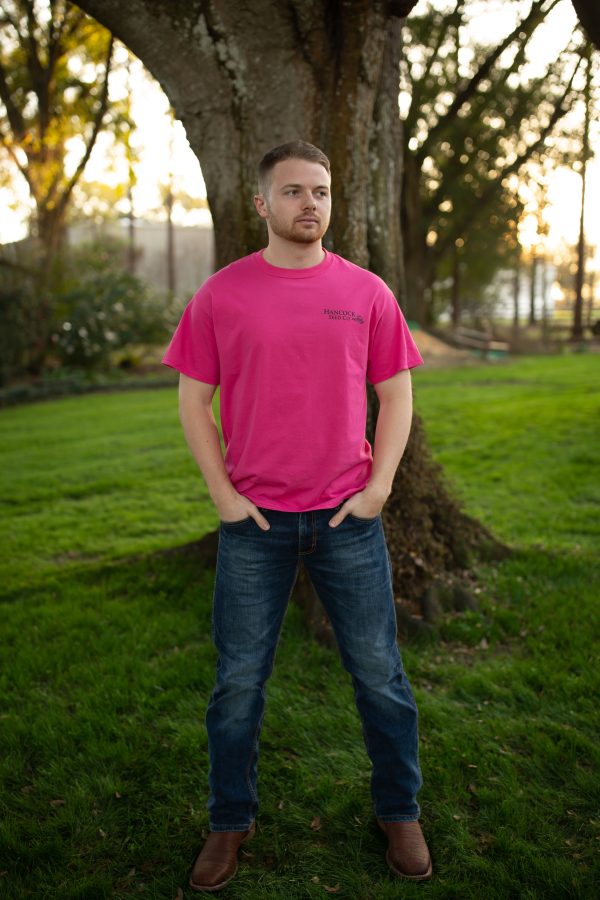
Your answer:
[0,237,173,383]
[0,246,51,385]
[49,238,169,370]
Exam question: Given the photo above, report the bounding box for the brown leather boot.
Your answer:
[377,818,432,881]
[189,822,256,892]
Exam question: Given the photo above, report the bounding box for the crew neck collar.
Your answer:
[254,248,334,278]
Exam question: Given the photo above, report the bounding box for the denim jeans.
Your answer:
[205,499,423,831]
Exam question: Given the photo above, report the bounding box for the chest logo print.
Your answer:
[323,307,364,324]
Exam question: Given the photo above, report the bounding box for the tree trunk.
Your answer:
[451,241,461,328]
[401,150,430,323]
[75,0,507,638]
[572,1,600,49]
[540,254,549,346]
[587,268,595,328]
[529,251,537,326]
[513,249,521,342]
[572,47,591,342]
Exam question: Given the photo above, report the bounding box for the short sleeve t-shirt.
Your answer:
[162,249,424,512]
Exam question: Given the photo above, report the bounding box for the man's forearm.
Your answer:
[368,394,413,497]
[179,401,237,507]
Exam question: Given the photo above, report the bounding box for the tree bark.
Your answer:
[572,0,600,49]
[529,251,538,326]
[451,242,461,328]
[75,0,506,638]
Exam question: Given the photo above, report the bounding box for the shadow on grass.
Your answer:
[1,540,598,898]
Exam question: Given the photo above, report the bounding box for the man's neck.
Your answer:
[262,239,325,269]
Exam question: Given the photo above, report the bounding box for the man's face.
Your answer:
[254,158,331,244]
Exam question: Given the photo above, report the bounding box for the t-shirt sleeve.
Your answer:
[366,287,424,384]
[161,286,220,385]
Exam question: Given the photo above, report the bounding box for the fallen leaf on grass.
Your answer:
[175,889,184,900]
[310,816,322,831]
[467,783,477,794]
[49,799,65,807]
[324,885,340,893]
[99,828,107,838]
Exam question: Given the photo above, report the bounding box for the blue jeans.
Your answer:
[205,500,423,831]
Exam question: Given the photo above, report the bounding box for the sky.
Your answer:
[1,0,598,269]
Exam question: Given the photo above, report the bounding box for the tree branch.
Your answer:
[0,57,25,138]
[432,53,584,264]
[405,1,464,135]
[52,34,114,220]
[416,0,561,164]
[0,123,33,191]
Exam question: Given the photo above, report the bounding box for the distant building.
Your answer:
[68,218,215,301]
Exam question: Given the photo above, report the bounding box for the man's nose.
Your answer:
[302,193,317,208]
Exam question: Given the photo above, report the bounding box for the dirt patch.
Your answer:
[411,329,479,367]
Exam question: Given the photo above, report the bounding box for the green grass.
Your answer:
[1,353,599,898]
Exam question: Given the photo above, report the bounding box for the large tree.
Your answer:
[70,1,521,632]
[572,0,600,48]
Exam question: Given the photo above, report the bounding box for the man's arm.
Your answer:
[329,369,413,526]
[369,368,413,497]
[178,374,270,529]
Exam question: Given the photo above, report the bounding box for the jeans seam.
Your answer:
[348,513,381,523]
[245,710,261,806]
[298,510,317,556]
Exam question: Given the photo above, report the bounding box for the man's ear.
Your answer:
[253,193,268,219]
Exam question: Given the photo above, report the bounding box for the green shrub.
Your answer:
[49,238,168,370]
[0,249,50,385]
[0,237,172,381]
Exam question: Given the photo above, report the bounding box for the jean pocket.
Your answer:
[220,515,252,527]
[347,512,380,523]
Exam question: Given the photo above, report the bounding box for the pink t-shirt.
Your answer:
[162,249,424,512]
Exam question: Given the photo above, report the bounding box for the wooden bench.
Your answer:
[453,326,510,357]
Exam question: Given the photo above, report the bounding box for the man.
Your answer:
[162,140,432,892]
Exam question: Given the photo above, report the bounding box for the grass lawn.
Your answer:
[0,352,598,899]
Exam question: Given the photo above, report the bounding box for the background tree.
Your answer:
[400,0,587,325]
[0,0,115,259]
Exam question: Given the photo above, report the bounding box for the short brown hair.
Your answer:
[257,140,331,196]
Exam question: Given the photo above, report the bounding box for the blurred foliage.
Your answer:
[0,237,171,384]
[49,238,168,369]
[0,259,41,386]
